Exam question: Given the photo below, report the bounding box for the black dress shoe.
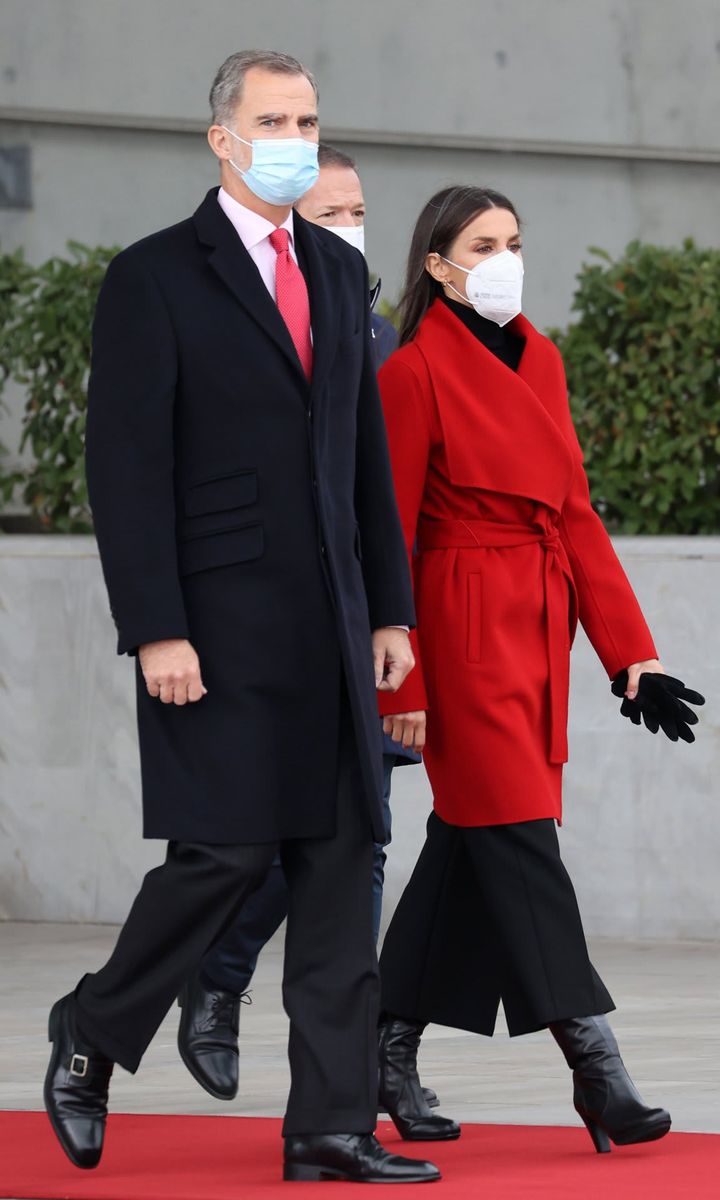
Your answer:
[379,1016,461,1141]
[550,1015,672,1153]
[283,1133,441,1182]
[44,993,113,1169]
[177,972,242,1100]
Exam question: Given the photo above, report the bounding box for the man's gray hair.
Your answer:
[209,50,318,126]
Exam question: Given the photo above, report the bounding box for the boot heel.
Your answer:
[580,1114,611,1154]
[283,1162,343,1182]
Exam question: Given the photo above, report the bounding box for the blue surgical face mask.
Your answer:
[222,126,319,206]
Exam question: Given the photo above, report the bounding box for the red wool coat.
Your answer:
[377,299,657,826]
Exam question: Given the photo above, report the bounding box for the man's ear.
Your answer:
[207,125,233,162]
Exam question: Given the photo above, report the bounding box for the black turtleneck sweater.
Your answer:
[441,294,525,372]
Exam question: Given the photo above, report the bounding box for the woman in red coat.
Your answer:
[376,185,677,1154]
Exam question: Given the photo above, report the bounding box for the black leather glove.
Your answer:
[611,671,705,742]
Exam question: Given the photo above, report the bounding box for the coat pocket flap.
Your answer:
[178,523,264,576]
[185,470,257,517]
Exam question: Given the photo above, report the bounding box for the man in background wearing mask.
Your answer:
[297,142,398,366]
[43,50,439,1186]
[176,140,435,1115]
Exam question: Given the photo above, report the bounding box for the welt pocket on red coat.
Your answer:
[466,571,484,664]
[178,521,264,577]
[184,469,257,517]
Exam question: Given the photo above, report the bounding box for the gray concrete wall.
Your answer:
[2,1,720,462]
[1,535,718,938]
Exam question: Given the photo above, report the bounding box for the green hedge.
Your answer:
[1,239,718,533]
[0,242,116,531]
[551,240,720,534]
[0,248,30,470]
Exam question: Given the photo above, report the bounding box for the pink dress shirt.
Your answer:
[217,187,298,301]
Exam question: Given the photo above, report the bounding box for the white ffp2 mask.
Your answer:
[442,249,524,326]
[327,225,365,256]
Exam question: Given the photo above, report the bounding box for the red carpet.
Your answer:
[0,1112,717,1199]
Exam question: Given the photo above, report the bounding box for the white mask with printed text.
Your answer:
[441,248,523,326]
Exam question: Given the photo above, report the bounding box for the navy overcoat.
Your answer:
[85,188,414,843]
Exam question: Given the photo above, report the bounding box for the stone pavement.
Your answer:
[1,922,717,1133]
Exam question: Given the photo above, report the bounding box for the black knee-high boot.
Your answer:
[378,1016,461,1141]
[549,1015,671,1153]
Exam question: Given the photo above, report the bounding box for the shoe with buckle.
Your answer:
[177,972,244,1100]
[283,1132,441,1183]
[44,992,114,1169]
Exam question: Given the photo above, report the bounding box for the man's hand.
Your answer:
[138,639,208,706]
[383,711,426,751]
[373,627,415,692]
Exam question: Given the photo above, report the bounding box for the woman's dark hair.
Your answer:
[397,185,521,345]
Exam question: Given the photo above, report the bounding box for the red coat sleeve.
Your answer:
[553,351,658,679]
[377,353,435,716]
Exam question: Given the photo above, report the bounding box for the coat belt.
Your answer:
[416,517,576,764]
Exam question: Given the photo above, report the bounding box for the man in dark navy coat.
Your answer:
[177,142,430,1109]
[43,50,438,1186]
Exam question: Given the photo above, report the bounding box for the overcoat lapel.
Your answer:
[415,301,576,512]
[192,188,308,387]
[292,214,342,401]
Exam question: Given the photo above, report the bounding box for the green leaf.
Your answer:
[549,238,720,534]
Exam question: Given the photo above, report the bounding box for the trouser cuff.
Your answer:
[75,978,143,1074]
[282,1106,378,1137]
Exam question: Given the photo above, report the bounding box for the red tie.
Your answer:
[269,227,313,381]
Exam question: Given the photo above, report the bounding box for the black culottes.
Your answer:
[380,813,613,1037]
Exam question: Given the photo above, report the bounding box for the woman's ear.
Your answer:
[425,252,448,285]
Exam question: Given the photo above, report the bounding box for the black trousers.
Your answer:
[75,710,379,1136]
[202,852,289,995]
[380,813,614,1038]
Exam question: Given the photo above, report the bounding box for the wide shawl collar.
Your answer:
[414,300,578,513]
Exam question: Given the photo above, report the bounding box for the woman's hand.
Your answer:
[625,658,665,701]
[383,711,427,752]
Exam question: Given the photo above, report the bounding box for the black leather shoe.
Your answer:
[550,1015,672,1153]
[379,1016,461,1141]
[283,1133,441,1182]
[177,973,242,1100]
[44,993,113,1169]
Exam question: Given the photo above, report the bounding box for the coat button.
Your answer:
[320,543,327,556]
